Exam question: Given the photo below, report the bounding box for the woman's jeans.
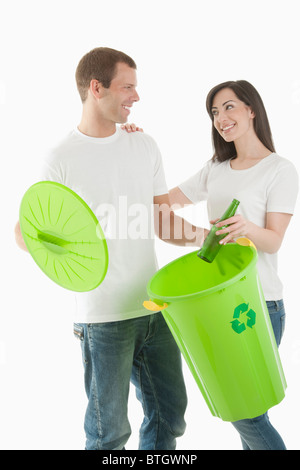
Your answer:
[232,299,286,450]
[74,312,187,450]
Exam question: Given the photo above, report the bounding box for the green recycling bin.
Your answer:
[144,243,286,422]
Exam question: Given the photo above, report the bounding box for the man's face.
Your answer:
[99,62,140,124]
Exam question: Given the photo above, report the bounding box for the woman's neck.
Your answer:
[231,135,273,169]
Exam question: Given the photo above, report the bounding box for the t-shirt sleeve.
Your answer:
[178,160,211,203]
[39,151,65,184]
[150,138,168,196]
[266,161,299,214]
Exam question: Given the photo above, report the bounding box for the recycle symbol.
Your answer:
[231,302,256,334]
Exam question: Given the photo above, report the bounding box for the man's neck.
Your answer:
[78,108,117,138]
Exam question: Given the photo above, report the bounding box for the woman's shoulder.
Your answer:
[267,153,297,169]
[263,154,298,181]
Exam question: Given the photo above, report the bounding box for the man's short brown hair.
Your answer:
[75,47,137,102]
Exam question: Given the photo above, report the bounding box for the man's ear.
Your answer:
[89,79,105,100]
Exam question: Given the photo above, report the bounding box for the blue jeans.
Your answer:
[74,312,187,450]
[232,300,286,450]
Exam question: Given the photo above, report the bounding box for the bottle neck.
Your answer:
[220,200,240,221]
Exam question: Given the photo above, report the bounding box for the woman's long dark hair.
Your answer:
[206,80,276,162]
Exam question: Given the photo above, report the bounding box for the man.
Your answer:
[15,47,204,450]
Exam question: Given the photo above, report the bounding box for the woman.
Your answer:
[123,80,298,449]
[172,80,299,450]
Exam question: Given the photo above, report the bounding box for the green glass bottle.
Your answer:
[197,199,240,263]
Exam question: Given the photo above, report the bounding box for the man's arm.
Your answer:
[14,221,28,252]
[153,194,207,247]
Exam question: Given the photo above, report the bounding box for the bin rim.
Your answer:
[147,245,258,305]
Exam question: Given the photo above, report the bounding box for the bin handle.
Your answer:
[143,300,169,311]
[236,237,257,250]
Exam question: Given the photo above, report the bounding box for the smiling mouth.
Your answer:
[122,105,132,112]
[221,123,235,132]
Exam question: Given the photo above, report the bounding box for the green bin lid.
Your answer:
[19,181,108,292]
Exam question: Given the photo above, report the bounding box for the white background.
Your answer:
[1,0,300,450]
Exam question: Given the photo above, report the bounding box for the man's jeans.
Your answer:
[232,300,286,450]
[74,312,187,450]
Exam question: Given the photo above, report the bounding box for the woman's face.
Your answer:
[211,88,255,143]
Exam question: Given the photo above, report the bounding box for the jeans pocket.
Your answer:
[73,323,84,342]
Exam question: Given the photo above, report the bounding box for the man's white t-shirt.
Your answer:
[179,153,298,301]
[41,127,168,323]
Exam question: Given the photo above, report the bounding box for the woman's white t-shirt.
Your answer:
[179,153,298,300]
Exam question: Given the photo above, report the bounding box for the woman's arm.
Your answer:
[153,193,205,247]
[215,212,292,254]
[169,186,194,209]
